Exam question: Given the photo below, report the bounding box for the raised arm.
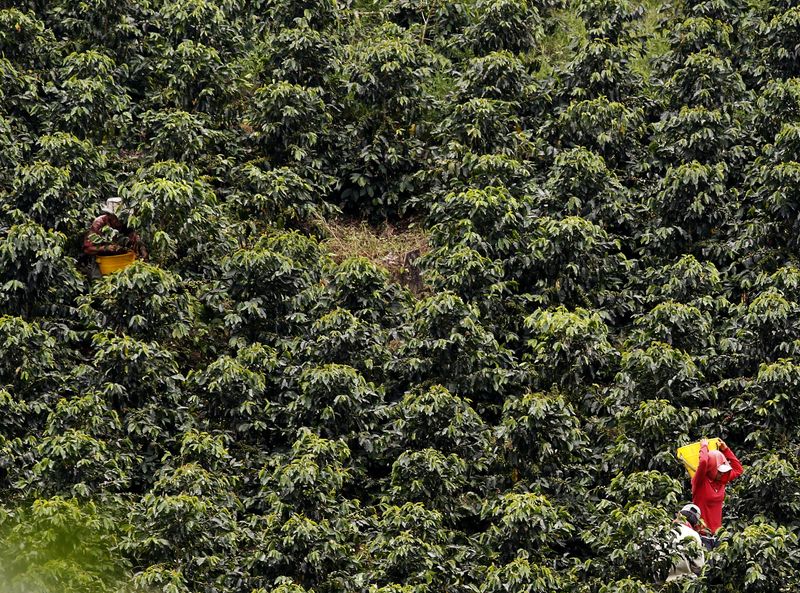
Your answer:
[692,439,710,491]
[719,440,743,481]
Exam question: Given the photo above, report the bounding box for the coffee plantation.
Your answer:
[1,0,800,591]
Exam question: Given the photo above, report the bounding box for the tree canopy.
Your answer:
[2,0,800,592]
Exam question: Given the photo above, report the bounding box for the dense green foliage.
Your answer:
[2,0,800,591]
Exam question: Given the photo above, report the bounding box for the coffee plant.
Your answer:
[1,1,799,592]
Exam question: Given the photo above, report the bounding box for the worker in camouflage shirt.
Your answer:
[83,198,148,260]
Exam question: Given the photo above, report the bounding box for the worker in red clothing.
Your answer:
[691,438,743,536]
[83,198,148,259]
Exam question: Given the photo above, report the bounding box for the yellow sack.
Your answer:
[676,438,721,478]
[96,251,136,275]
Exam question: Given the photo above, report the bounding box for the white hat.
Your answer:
[718,462,732,473]
[101,197,123,215]
[680,503,701,526]
[681,503,701,517]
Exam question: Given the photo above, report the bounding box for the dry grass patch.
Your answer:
[319,218,429,291]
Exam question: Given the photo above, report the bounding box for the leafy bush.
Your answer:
[3,1,800,592]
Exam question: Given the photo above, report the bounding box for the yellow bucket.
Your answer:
[96,251,136,275]
[676,438,722,478]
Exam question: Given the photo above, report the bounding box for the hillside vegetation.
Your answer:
[2,0,800,591]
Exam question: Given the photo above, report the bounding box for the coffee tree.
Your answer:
[3,1,800,592]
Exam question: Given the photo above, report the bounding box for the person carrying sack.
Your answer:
[692,438,743,536]
[83,198,148,259]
